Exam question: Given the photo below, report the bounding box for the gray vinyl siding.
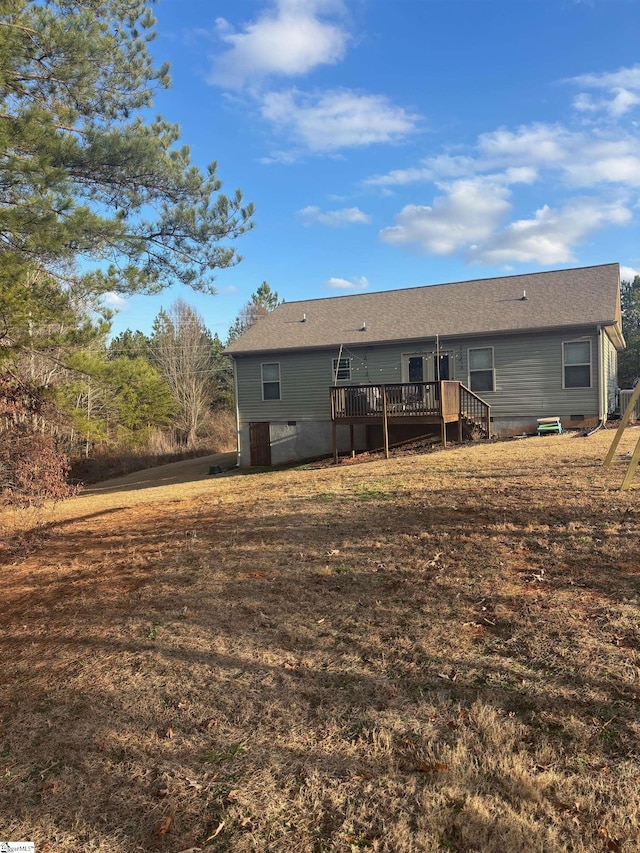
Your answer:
[232,326,602,425]
[234,350,346,423]
[462,328,600,419]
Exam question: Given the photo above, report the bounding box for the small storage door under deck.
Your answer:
[249,422,271,466]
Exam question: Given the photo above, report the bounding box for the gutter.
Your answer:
[225,322,621,358]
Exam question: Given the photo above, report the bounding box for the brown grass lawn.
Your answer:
[1,431,640,852]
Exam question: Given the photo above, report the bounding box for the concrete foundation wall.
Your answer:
[491,415,598,437]
[238,421,367,467]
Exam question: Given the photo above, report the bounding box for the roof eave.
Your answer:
[225,320,620,357]
[604,322,626,351]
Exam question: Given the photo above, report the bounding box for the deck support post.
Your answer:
[350,424,355,457]
[332,421,337,465]
[441,418,447,449]
[382,384,390,459]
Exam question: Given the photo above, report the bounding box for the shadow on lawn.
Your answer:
[1,475,639,850]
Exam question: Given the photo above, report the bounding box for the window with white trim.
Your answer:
[261,362,281,400]
[563,340,591,388]
[468,347,494,393]
[332,356,351,382]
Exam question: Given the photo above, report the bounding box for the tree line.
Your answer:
[0,0,278,503]
[619,276,640,391]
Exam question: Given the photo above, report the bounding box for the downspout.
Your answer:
[598,326,609,425]
[232,356,241,466]
[587,326,606,436]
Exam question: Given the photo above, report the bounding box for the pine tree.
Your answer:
[0,0,253,307]
[619,276,640,389]
[227,282,281,343]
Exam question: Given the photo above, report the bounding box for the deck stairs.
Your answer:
[459,384,491,439]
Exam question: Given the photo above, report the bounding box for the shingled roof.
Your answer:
[225,263,623,355]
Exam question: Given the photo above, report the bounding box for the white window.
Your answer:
[332,357,351,382]
[563,340,591,389]
[261,362,281,400]
[468,347,494,393]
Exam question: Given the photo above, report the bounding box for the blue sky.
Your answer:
[107,0,640,341]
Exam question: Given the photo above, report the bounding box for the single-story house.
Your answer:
[225,263,624,467]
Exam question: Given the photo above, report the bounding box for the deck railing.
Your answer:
[330,382,441,419]
[330,381,490,437]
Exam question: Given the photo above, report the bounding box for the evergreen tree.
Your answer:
[0,0,253,489]
[210,332,234,409]
[619,276,640,389]
[108,329,153,362]
[105,356,175,436]
[54,349,175,451]
[1,0,253,306]
[227,281,281,343]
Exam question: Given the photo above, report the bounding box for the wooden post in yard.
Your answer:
[621,434,640,490]
[332,421,337,465]
[382,384,390,459]
[604,382,640,467]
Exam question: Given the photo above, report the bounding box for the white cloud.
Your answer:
[377,131,634,264]
[260,88,419,153]
[573,88,640,118]
[209,0,348,89]
[364,164,434,188]
[572,64,640,92]
[368,64,640,268]
[323,275,369,289]
[484,127,640,188]
[365,152,538,190]
[300,205,371,226]
[469,199,632,266]
[370,121,640,199]
[566,153,640,186]
[103,292,128,311]
[620,265,640,282]
[364,154,483,188]
[477,124,571,167]
[379,178,512,255]
[570,64,640,118]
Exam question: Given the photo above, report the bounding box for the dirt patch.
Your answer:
[1,432,639,852]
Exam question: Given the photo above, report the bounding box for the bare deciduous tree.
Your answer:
[151,299,213,448]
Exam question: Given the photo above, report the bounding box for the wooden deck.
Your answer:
[330,381,490,461]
